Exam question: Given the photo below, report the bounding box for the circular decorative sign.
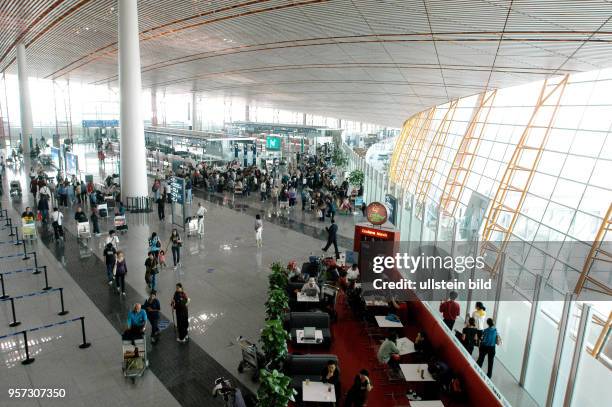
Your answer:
[366,202,388,225]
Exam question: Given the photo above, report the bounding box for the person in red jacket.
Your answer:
[439,291,460,330]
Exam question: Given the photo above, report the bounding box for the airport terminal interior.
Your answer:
[0,1,611,406]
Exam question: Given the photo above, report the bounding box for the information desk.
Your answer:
[302,381,336,403]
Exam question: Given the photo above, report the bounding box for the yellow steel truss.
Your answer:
[591,311,611,358]
[400,108,436,191]
[394,112,427,187]
[414,99,459,210]
[388,119,411,178]
[439,90,497,217]
[481,75,569,275]
[574,203,612,296]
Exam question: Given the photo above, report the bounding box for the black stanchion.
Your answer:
[22,239,30,260]
[32,252,39,272]
[8,219,15,237]
[4,216,10,227]
[58,288,68,316]
[9,298,20,327]
[0,274,7,299]
[78,317,91,349]
[14,227,21,245]
[42,266,52,291]
[21,331,34,365]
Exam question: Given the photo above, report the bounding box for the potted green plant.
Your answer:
[348,169,364,188]
[260,319,290,369]
[257,369,296,407]
[269,262,288,291]
[265,288,289,321]
[332,148,348,169]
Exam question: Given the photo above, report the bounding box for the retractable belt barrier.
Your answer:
[0,316,91,365]
[0,265,50,299]
[1,286,67,327]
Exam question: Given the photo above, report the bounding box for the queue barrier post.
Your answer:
[79,317,91,349]
[42,266,52,291]
[13,227,21,245]
[21,331,35,365]
[9,298,21,327]
[22,239,30,260]
[58,288,68,316]
[7,218,15,236]
[0,274,7,299]
[32,253,40,272]
[4,216,10,227]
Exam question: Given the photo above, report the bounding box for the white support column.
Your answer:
[151,88,158,127]
[245,104,250,122]
[16,43,33,156]
[118,0,148,198]
[191,91,198,131]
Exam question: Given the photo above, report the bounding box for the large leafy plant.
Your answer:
[332,148,348,169]
[260,319,290,368]
[257,369,296,407]
[265,288,289,321]
[268,262,288,291]
[348,169,364,187]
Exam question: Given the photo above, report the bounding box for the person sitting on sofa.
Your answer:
[301,278,321,297]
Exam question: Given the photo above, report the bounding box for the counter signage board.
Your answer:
[169,176,185,205]
[266,136,281,151]
[50,146,60,169]
[65,152,78,175]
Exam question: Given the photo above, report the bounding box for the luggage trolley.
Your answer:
[10,181,22,199]
[76,222,91,240]
[114,215,128,234]
[186,217,199,238]
[236,336,265,381]
[22,220,37,240]
[97,203,109,219]
[122,338,148,381]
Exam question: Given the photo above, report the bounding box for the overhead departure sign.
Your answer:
[266,136,281,151]
[82,120,119,128]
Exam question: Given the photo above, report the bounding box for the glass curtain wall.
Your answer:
[345,67,612,406]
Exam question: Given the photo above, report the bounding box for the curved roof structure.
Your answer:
[2,0,612,126]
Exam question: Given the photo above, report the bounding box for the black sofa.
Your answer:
[286,312,331,346]
[284,354,339,391]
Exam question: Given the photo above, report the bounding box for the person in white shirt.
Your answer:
[51,207,64,240]
[347,264,360,281]
[195,202,207,236]
[105,230,120,249]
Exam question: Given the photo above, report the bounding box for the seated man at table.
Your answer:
[301,277,321,297]
[287,260,305,283]
[389,296,409,322]
[321,360,341,403]
[377,332,401,370]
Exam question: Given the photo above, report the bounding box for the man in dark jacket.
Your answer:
[322,219,340,259]
[143,291,161,342]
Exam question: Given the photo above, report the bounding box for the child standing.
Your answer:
[158,250,167,268]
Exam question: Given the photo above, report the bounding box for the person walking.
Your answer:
[144,251,159,291]
[168,229,182,268]
[91,207,101,236]
[114,251,128,296]
[149,232,161,259]
[51,207,64,240]
[37,194,49,223]
[157,190,166,221]
[143,291,161,343]
[476,318,500,378]
[344,369,373,407]
[196,202,207,237]
[254,214,263,247]
[260,179,267,202]
[105,230,120,249]
[462,317,479,355]
[171,283,190,342]
[104,242,117,285]
[439,291,460,330]
[322,219,339,259]
[125,303,147,340]
[472,301,487,341]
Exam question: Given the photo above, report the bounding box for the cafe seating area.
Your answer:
[279,256,471,406]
